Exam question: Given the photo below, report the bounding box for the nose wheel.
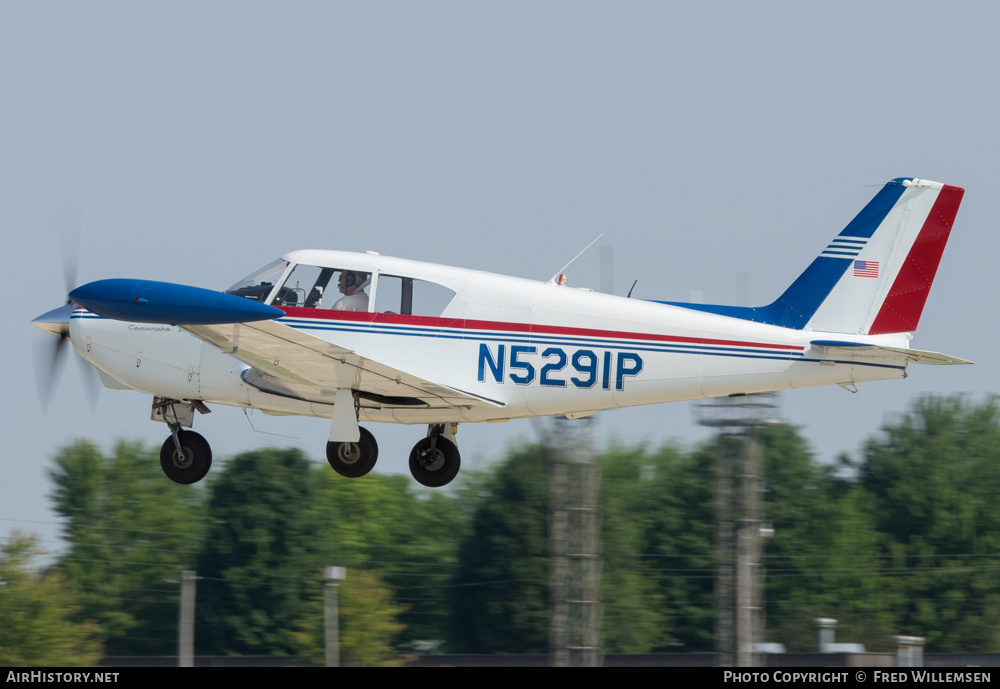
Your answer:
[159,430,212,485]
[409,432,461,488]
[326,426,379,478]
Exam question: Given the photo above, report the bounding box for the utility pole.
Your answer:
[548,414,602,667]
[695,393,779,667]
[177,570,197,668]
[324,566,346,667]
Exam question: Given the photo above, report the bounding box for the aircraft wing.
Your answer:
[182,319,505,410]
[809,341,972,366]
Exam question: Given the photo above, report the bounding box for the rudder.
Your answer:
[804,178,964,334]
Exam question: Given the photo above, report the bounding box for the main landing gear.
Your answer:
[326,422,462,488]
[327,427,379,478]
[409,424,461,488]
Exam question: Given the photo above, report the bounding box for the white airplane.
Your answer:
[33,177,969,488]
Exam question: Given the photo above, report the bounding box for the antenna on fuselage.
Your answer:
[547,234,603,284]
[626,260,650,298]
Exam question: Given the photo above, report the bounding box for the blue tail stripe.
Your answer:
[656,178,911,329]
[839,178,909,238]
[659,257,850,328]
[756,256,853,327]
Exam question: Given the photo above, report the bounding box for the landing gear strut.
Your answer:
[326,426,379,478]
[409,424,461,487]
[155,398,213,485]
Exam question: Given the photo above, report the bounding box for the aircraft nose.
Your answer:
[32,303,76,338]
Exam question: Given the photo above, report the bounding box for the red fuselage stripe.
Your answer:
[279,306,804,351]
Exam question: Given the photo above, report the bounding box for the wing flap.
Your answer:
[183,319,504,409]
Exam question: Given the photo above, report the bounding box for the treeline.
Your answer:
[5,394,1000,665]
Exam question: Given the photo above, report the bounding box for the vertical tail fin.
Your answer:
[663,178,965,335]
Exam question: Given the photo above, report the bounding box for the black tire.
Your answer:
[408,436,461,488]
[159,430,212,485]
[326,426,379,478]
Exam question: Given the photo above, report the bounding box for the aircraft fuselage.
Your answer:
[69,253,910,426]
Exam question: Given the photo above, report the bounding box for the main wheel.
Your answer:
[326,426,379,478]
[159,430,212,485]
[409,436,461,488]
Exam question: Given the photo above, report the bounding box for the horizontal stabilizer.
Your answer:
[809,340,972,365]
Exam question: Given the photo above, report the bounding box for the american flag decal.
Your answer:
[854,260,879,278]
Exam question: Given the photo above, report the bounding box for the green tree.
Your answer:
[758,425,895,651]
[448,438,676,654]
[599,444,665,652]
[48,440,205,655]
[195,448,323,655]
[448,442,550,653]
[292,569,408,666]
[310,469,463,647]
[856,395,1000,651]
[0,532,103,666]
[631,441,716,651]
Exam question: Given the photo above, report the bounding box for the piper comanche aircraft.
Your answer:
[33,177,969,487]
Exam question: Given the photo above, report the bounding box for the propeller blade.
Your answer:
[78,354,102,410]
[32,332,69,409]
[33,208,99,410]
[56,206,81,302]
[32,305,102,410]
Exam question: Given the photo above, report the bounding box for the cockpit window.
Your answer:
[272,264,372,311]
[273,264,331,308]
[225,259,289,303]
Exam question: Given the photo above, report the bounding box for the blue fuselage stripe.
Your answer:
[283,319,801,356]
[277,317,900,370]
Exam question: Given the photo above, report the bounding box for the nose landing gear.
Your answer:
[160,429,212,484]
[154,397,213,485]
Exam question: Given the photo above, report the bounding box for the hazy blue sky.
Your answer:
[4,2,996,552]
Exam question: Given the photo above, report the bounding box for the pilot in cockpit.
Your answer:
[332,270,370,311]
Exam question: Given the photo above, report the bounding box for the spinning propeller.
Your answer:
[31,209,100,409]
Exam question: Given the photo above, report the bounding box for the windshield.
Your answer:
[225,259,289,303]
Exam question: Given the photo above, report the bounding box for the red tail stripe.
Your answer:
[869,185,964,334]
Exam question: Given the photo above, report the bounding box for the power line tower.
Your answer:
[694,393,780,667]
[548,414,602,667]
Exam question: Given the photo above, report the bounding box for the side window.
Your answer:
[374,275,456,317]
